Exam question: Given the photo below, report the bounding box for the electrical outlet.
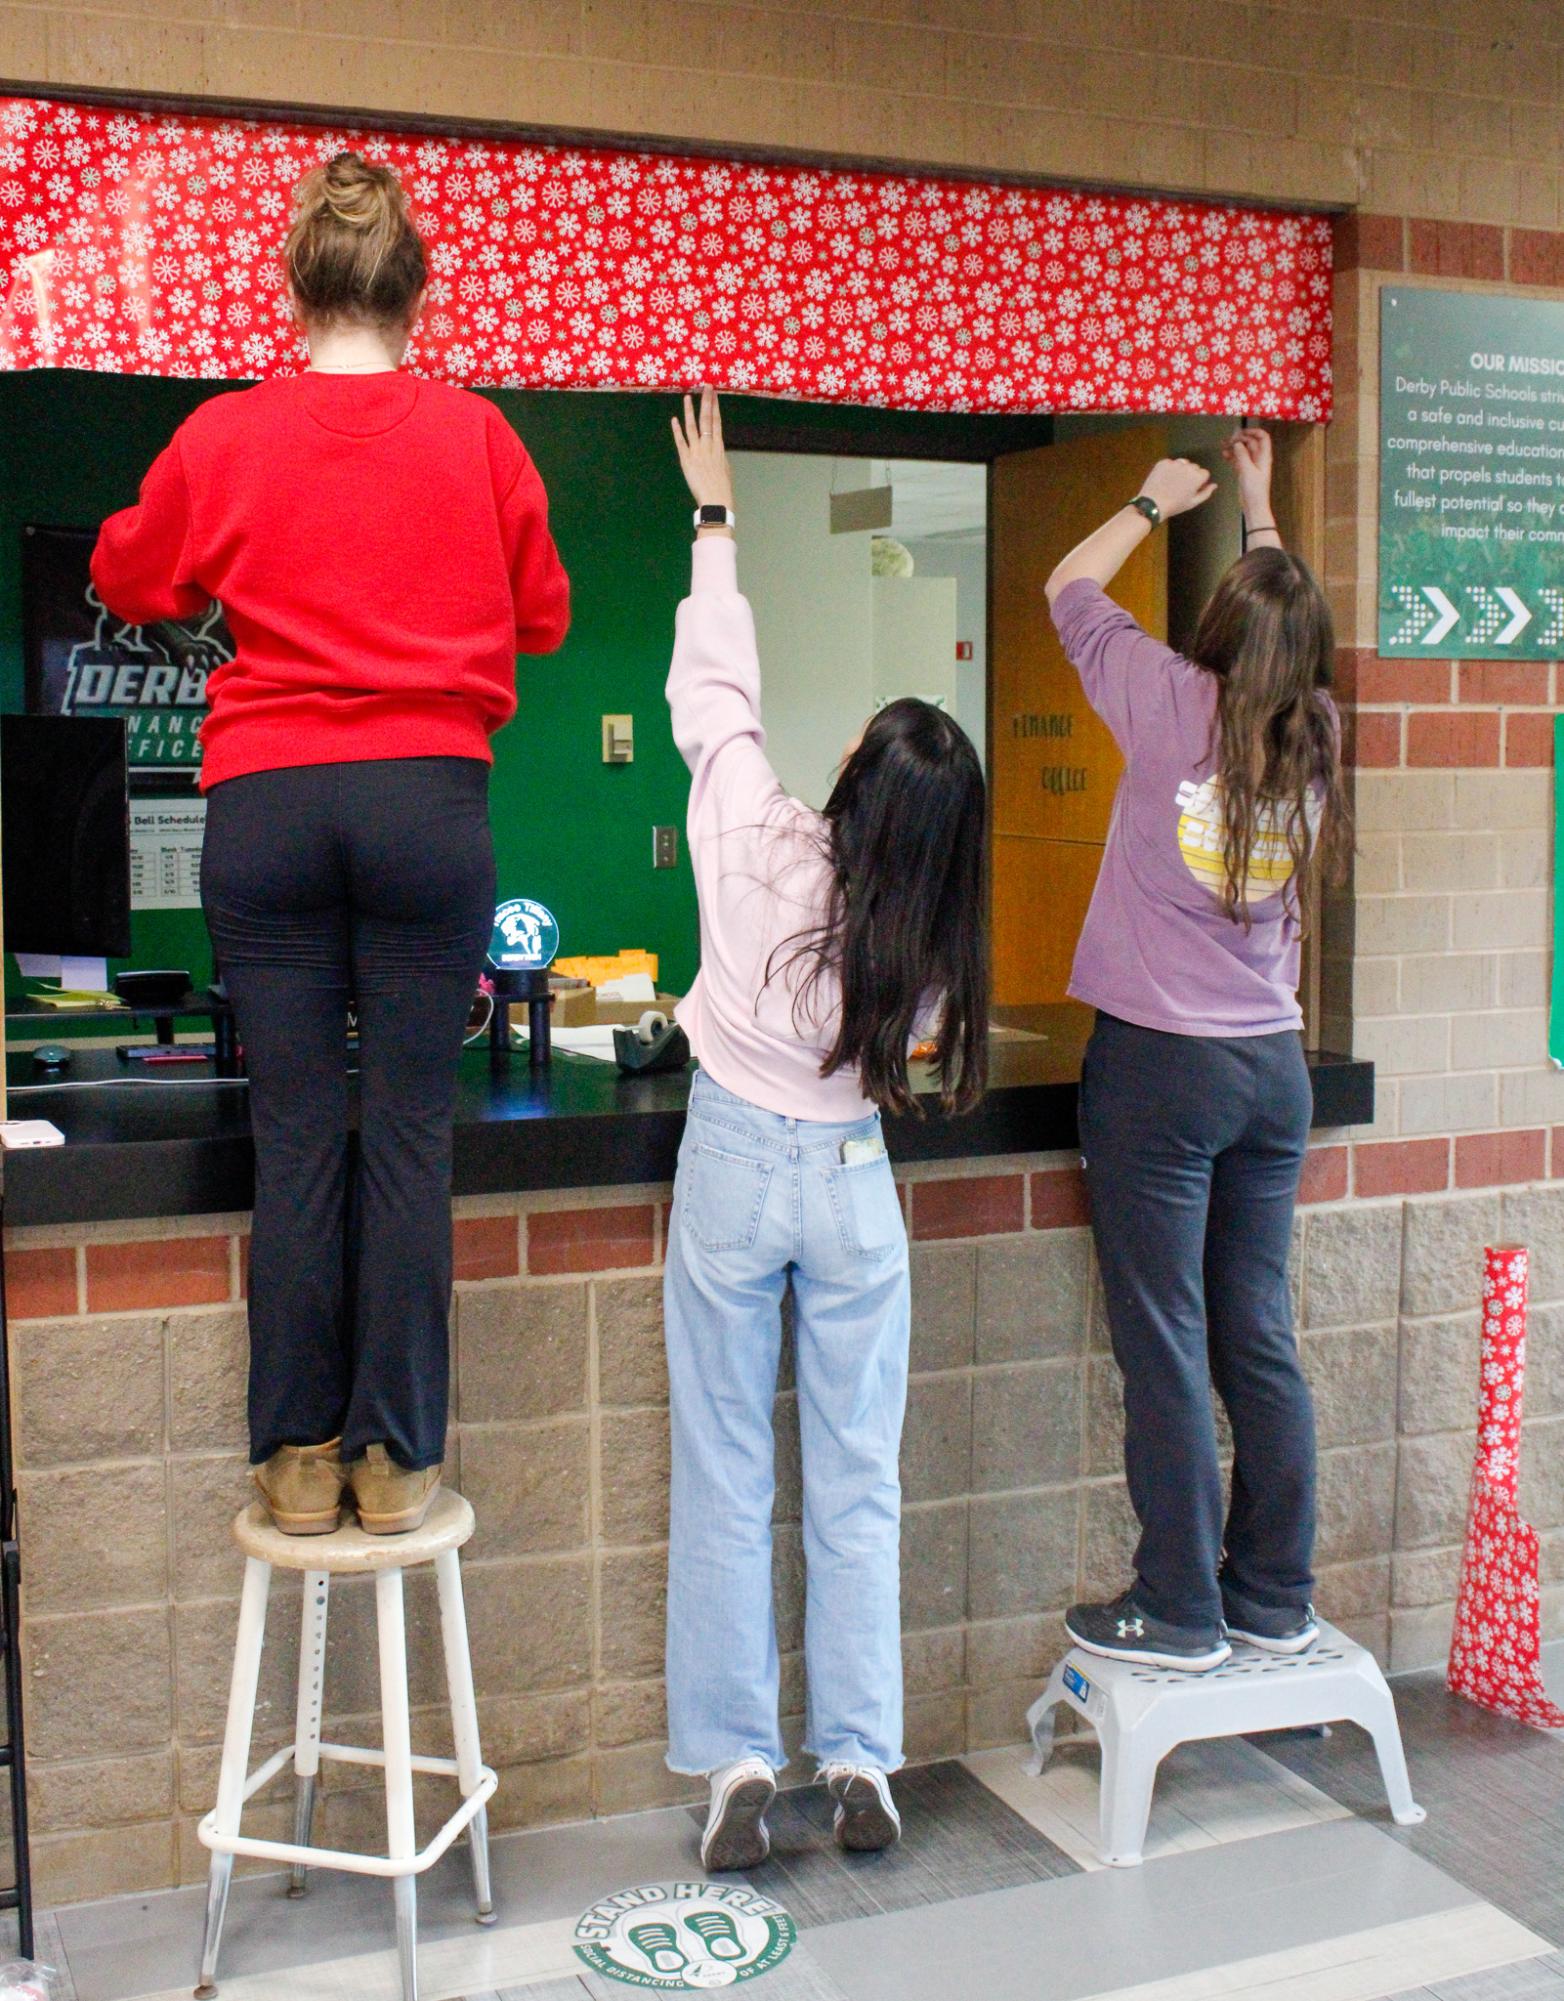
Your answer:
[653,825,678,869]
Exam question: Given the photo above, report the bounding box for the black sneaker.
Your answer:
[1222,1589,1319,1655]
[1065,1590,1231,1672]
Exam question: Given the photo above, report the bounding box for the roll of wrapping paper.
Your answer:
[1446,1244,1564,1728]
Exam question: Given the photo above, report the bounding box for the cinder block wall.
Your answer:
[3,0,1563,228]
[8,1165,1561,1905]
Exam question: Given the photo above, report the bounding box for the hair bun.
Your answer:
[285,151,427,333]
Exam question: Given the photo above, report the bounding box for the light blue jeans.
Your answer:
[664,1069,911,1776]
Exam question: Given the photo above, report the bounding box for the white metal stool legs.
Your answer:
[196,1556,272,1999]
[195,1495,495,2000]
[288,1571,330,1899]
[377,1566,419,2001]
[435,1548,494,1924]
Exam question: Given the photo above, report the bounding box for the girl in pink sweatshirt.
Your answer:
[663,392,988,1871]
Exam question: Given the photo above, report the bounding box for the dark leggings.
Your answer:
[1079,1011,1316,1628]
[203,758,495,1469]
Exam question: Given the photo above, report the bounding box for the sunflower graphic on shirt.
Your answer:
[1175,779,1319,904]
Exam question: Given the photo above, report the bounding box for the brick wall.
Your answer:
[1323,227,1564,1176]
[2,0,1562,227]
[7,1165,1561,1905]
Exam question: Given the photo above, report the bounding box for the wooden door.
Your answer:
[989,427,1168,1007]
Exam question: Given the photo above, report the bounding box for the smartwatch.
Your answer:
[1129,494,1161,528]
[694,505,736,531]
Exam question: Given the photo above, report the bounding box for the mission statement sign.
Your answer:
[1380,288,1564,659]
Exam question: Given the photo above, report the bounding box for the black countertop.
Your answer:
[1,1007,1373,1227]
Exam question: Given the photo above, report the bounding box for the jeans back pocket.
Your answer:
[679,1141,774,1254]
[827,1155,906,1258]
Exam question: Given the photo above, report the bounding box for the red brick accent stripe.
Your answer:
[1455,1129,1547,1190]
[1298,1146,1349,1205]
[1459,661,1550,705]
[1405,711,1499,768]
[1333,213,1564,291]
[1333,212,1405,274]
[1355,657,1452,705]
[910,1174,1025,1240]
[1408,218,1504,282]
[85,1235,232,1311]
[1030,1168,1090,1229]
[454,1214,520,1281]
[1348,712,1403,768]
[1353,1139,1450,1199]
[528,1205,655,1275]
[1505,713,1554,768]
[7,1245,77,1320]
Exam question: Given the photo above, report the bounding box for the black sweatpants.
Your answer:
[203,759,495,1470]
[1078,1011,1316,1629]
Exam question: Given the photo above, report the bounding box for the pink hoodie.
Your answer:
[667,536,875,1124]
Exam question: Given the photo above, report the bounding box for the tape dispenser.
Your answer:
[613,1008,691,1075]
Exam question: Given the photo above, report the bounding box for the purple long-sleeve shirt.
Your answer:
[1051,579,1328,1038]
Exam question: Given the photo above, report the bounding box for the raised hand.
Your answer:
[1138,456,1217,520]
[671,388,734,516]
[1223,426,1274,522]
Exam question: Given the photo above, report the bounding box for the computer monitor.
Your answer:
[1,714,132,959]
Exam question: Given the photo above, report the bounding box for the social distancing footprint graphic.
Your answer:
[628,1919,688,1974]
[684,1909,747,1960]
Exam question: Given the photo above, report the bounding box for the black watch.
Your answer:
[694,504,736,530]
[1129,494,1161,528]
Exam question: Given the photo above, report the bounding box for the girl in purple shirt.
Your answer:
[1045,429,1349,1671]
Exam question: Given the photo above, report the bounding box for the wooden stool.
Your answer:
[195,1491,496,2001]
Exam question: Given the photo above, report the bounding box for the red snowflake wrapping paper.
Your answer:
[0,93,1333,419]
[1446,1244,1564,1729]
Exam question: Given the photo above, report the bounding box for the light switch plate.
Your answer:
[653,825,678,869]
[602,714,634,763]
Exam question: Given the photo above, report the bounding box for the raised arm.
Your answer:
[1043,455,1215,607]
[666,390,787,823]
[1223,426,1283,551]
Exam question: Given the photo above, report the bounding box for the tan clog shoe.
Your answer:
[253,1439,348,1536]
[350,1445,443,1536]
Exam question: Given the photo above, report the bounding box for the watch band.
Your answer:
[694,504,736,530]
[1129,494,1161,528]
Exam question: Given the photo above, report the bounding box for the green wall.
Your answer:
[0,373,700,995]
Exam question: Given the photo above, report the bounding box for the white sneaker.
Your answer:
[700,1757,776,1872]
[822,1763,901,1852]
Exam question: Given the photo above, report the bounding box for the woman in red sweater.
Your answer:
[93,153,569,1536]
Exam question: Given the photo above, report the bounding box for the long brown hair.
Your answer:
[285,152,427,333]
[1188,545,1350,927]
[768,699,989,1118]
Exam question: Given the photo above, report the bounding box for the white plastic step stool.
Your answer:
[1025,1621,1425,1867]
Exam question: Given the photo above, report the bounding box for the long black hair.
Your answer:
[769,698,989,1117]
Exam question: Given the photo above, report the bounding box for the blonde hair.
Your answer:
[284,152,427,333]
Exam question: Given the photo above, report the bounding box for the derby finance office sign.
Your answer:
[1380,287,1564,659]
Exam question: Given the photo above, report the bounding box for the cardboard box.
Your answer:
[552,985,682,1029]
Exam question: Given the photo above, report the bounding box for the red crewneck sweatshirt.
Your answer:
[91,372,570,789]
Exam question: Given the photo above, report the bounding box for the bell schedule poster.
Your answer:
[1380,287,1564,660]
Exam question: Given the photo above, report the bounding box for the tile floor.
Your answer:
[16,1646,1564,2001]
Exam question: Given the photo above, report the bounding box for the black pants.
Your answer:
[203,759,495,1470]
[1078,1011,1316,1628]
